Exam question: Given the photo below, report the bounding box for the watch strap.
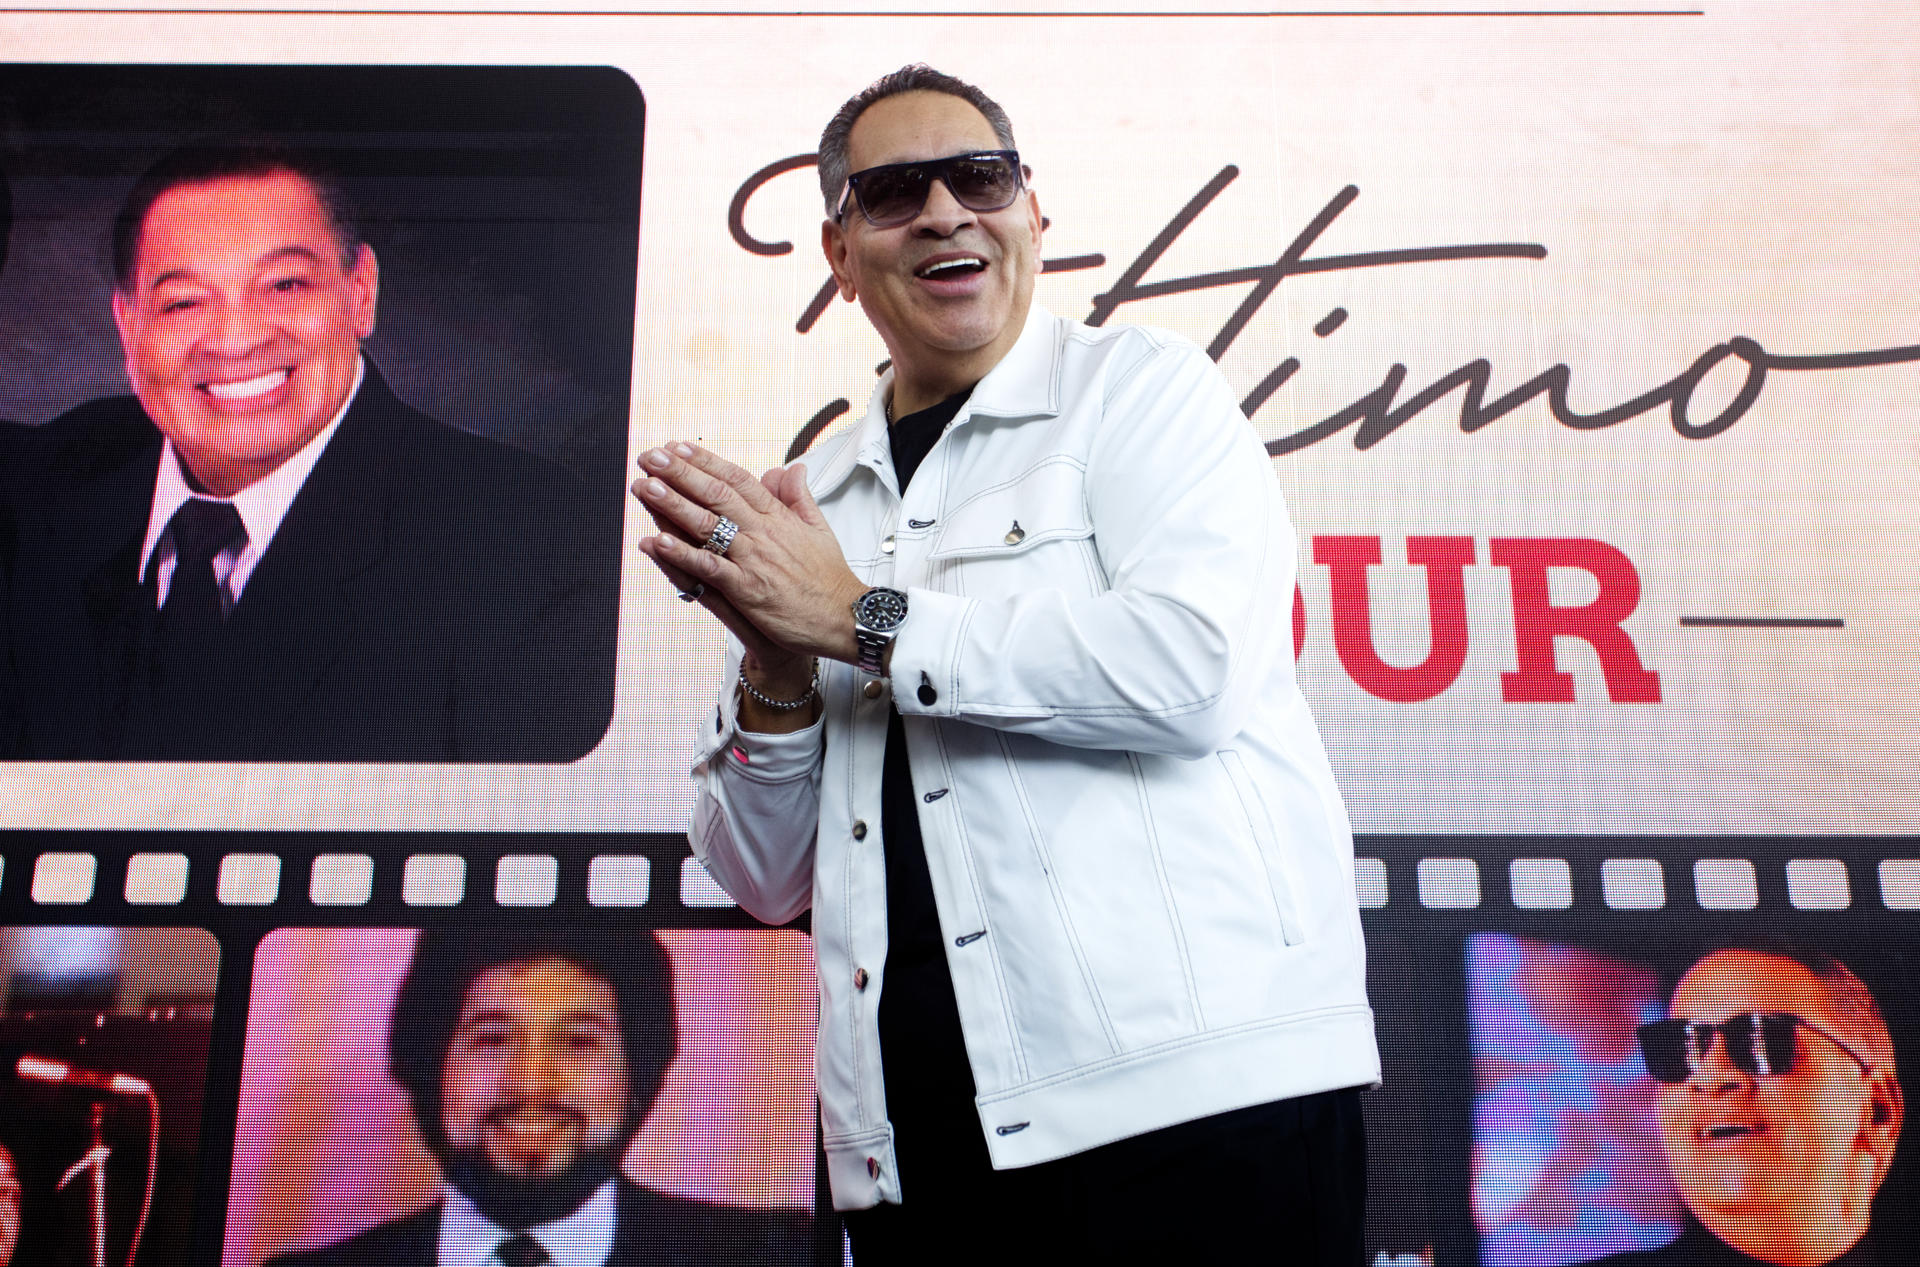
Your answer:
[851,587,908,676]
[854,626,891,676]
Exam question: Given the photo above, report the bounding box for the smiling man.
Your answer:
[1591,947,1904,1266]
[265,928,808,1267]
[0,141,615,761]
[632,66,1377,1261]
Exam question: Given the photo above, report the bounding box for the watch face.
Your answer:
[855,587,909,632]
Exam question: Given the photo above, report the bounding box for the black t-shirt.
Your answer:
[876,388,982,1181]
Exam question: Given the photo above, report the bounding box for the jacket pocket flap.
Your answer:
[927,459,1091,560]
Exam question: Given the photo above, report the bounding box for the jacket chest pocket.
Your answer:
[924,459,1103,599]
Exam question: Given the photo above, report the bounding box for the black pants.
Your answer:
[841,1087,1368,1264]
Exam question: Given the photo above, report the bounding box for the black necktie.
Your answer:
[496,1233,551,1267]
[159,497,246,636]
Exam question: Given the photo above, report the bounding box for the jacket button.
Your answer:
[1004,521,1025,545]
[854,967,869,990]
[918,681,937,706]
[866,1157,880,1179]
[863,679,883,700]
[880,534,896,554]
[852,820,868,840]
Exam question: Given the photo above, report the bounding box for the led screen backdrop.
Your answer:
[0,3,1915,1264]
[1,3,1914,831]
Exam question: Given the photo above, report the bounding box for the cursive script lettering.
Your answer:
[727,158,1920,456]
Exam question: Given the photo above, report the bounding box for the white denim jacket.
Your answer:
[689,307,1379,1211]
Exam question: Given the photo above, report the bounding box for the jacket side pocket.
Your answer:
[1218,748,1305,946]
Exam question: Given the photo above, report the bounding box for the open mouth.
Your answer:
[1700,1122,1763,1142]
[200,368,291,401]
[914,255,987,280]
[488,1107,584,1139]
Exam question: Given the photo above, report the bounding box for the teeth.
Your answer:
[203,369,289,400]
[919,257,984,278]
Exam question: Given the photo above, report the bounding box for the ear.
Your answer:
[821,219,857,302]
[1859,1068,1904,1186]
[110,288,134,349]
[347,243,380,339]
[1025,187,1044,275]
[110,289,139,384]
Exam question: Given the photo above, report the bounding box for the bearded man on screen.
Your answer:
[264,928,807,1267]
[633,64,1378,1262]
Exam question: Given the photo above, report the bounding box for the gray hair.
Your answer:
[1684,943,1900,1075]
[817,64,1018,217]
[1794,949,1899,1076]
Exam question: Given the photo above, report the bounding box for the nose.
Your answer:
[911,176,976,236]
[198,292,275,357]
[502,1039,560,1096]
[1686,1029,1753,1095]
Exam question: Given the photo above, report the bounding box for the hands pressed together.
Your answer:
[633,443,868,707]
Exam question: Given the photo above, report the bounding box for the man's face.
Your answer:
[111,170,377,497]
[0,1144,18,1265]
[1654,951,1900,1263]
[440,957,632,1188]
[823,91,1042,400]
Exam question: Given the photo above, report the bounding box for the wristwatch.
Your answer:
[850,586,909,676]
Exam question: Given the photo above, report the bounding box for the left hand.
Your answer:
[633,442,868,663]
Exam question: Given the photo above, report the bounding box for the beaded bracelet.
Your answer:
[739,659,820,711]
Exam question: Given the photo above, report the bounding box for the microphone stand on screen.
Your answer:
[17,1055,160,1267]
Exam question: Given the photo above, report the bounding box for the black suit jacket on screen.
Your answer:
[262,1179,812,1267]
[0,365,616,761]
[1585,1222,1881,1266]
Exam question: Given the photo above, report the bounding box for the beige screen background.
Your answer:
[2,1,1915,835]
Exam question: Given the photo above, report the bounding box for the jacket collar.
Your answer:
[809,304,1066,499]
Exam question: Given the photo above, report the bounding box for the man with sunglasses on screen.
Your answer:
[1590,946,1904,1266]
[633,65,1377,1261]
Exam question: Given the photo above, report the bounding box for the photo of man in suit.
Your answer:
[0,141,616,761]
[263,927,809,1267]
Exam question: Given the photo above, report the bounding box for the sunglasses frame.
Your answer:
[1636,1010,1873,1084]
[834,149,1026,228]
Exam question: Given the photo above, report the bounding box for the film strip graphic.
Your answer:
[0,835,1913,919]
[1358,838,1920,916]
[0,834,817,1265]
[0,835,762,925]
[0,833,1910,1265]
[1,847,725,912]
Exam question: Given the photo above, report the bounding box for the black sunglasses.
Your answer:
[1636,1011,1872,1084]
[835,150,1025,228]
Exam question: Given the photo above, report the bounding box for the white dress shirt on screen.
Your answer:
[137,355,363,607]
[436,1180,617,1267]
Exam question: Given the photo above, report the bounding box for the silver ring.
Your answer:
[677,583,705,602]
[702,516,739,557]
